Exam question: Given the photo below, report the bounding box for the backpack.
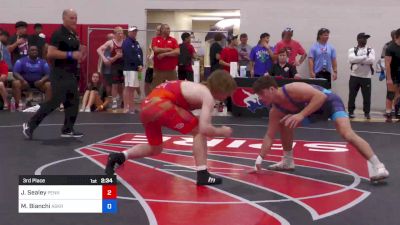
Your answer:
[351,47,374,74]
[178,43,192,66]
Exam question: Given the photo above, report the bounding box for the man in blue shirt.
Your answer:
[12,45,51,108]
[122,26,143,113]
[250,33,275,77]
[308,28,337,89]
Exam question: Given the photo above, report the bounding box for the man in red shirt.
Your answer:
[219,35,239,73]
[178,32,196,81]
[0,59,9,109]
[274,28,307,66]
[151,24,179,88]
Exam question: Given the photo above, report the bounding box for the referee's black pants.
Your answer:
[29,68,79,133]
[348,75,371,115]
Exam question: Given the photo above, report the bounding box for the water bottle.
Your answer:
[10,97,16,112]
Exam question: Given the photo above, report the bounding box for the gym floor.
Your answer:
[1,112,399,225]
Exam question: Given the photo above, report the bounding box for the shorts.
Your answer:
[390,68,400,84]
[111,64,124,84]
[145,68,154,84]
[140,97,198,146]
[103,73,112,85]
[151,69,177,89]
[310,89,348,122]
[123,71,140,87]
[178,67,194,81]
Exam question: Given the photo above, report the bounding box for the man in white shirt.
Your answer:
[347,33,375,119]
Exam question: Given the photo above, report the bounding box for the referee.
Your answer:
[23,9,85,139]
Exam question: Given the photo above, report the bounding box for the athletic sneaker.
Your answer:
[105,153,126,176]
[349,113,355,119]
[384,112,392,122]
[60,130,84,138]
[268,159,295,171]
[22,123,33,140]
[369,163,389,182]
[196,170,222,185]
[112,99,118,110]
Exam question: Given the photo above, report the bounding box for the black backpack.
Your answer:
[178,43,192,66]
[351,47,374,74]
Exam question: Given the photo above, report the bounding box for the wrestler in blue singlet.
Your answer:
[273,85,348,123]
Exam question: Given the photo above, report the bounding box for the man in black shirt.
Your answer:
[384,28,400,122]
[209,33,223,73]
[7,21,29,64]
[23,9,86,139]
[28,23,47,59]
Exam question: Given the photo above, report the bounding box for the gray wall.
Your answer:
[1,0,398,110]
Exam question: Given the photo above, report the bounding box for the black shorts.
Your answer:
[111,64,124,84]
[391,68,400,84]
[145,68,154,84]
[103,73,112,85]
[178,68,194,82]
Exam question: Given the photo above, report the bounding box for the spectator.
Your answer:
[347,33,375,119]
[381,30,396,59]
[268,48,301,79]
[80,72,109,112]
[145,25,161,95]
[274,27,307,66]
[12,45,51,109]
[122,26,143,113]
[249,33,275,77]
[97,26,124,110]
[219,35,239,72]
[0,30,12,71]
[28,23,47,59]
[0,58,9,110]
[98,33,114,97]
[178,32,196,81]
[384,28,400,122]
[7,21,29,64]
[151,23,179,88]
[209,32,224,73]
[380,30,400,119]
[308,28,337,89]
[237,33,252,77]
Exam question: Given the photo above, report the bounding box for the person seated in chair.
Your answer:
[12,45,51,109]
[268,48,302,79]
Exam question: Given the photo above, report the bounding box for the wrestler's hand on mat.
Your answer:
[281,114,305,128]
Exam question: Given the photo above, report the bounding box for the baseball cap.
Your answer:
[128,26,138,32]
[283,27,294,33]
[357,32,371,39]
[15,21,28,28]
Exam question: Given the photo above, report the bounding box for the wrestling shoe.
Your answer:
[105,153,126,176]
[369,163,389,182]
[196,170,222,185]
[268,159,295,171]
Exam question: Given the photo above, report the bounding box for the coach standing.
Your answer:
[23,9,86,139]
